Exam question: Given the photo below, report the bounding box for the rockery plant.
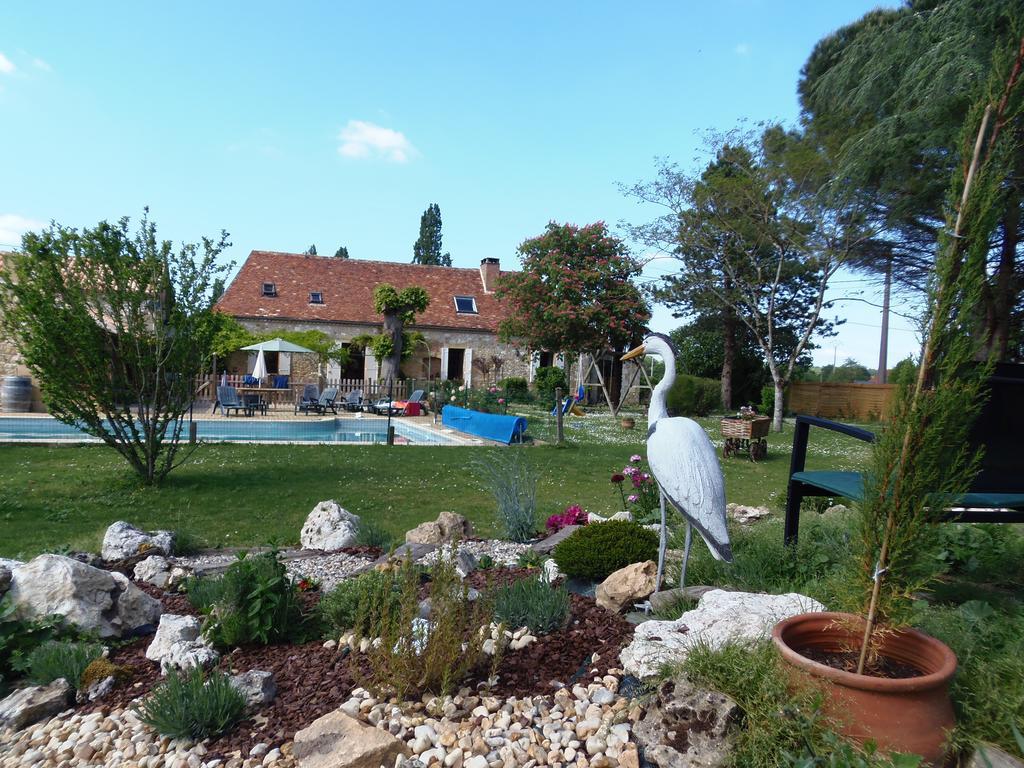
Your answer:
[475,451,538,543]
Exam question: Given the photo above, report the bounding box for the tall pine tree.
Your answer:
[412,203,452,266]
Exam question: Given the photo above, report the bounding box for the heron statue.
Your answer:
[621,333,733,590]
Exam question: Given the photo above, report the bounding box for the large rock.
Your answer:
[145,614,219,673]
[293,710,410,768]
[405,511,473,545]
[633,674,740,768]
[596,560,657,613]
[0,679,73,731]
[7,555,161,639]
[587,511,633,524]
[101,521,175,561]
[229,670,277,710]
[300,501,361,551]
[726,503,771,524]
[620,589,825,677]
[531,525,581,555]
[133,555,171,588]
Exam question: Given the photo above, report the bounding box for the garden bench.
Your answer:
[784,364,1024,545]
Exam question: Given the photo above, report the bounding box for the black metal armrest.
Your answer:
[789,414,876,477]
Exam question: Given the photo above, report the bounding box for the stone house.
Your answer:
[214,251,546,387]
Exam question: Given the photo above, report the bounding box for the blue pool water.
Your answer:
[0,417,459,445]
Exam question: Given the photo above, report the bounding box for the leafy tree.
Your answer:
[0,212,230,484]
[412,204,452,266]
[496,222,650,414]
[889,356,917,387]
[819,357,872,383]
[350,284,429,384]
[668,318,771,407]
[333,246,350,259]
[624,128,869,430]
[207,316,348,375]
[799,0,1023,358]
[304,244,317,256]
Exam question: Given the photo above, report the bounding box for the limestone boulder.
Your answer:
[587,511,633,524]
[0,679,73,731]
[7,555,161,639]
[726,503,771,524]
[620,589,825,677]
[405,511,473,545]
[633,674,741,768]
[293,710,410,768]
[596,561,657,613]
[531,525,580,555]
[146,614,219,673]
[300,501,360,551]
[228,670,277,710]
[133,555,171,588]
[101,521,175,561]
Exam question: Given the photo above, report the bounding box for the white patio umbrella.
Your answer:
[241,338,315,354]
[252,349,268,381]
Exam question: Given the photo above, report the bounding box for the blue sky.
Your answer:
[0,1,920,368]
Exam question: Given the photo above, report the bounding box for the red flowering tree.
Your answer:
[495,222,650,411]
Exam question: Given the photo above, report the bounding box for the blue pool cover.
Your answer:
[441,406,527,444]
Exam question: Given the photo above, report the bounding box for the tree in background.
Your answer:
[818,357,872,383]
[799,0,1023,358]
[207,315,349,380]
[668,318,771,407]
[0,212,230,484]
[304,244,318,256]
[412,203,452,266]
[350,284,430,385]
[624,128,868,430]
[334,246,350,259]
[495,222,650,413]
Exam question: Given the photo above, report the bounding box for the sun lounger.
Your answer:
[217,385,250,417]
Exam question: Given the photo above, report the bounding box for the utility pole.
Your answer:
[876,258,892,384]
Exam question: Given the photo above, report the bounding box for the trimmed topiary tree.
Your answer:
[552,520,659,581]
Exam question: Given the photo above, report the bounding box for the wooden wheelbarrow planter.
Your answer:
[721,415,770,461]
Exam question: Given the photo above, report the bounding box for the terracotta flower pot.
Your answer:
[620,417,636,429]
[772,612,957,765]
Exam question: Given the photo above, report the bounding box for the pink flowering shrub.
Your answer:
[611,455,660,523]
[546,504,589,533]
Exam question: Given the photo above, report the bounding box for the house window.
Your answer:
[447,348,466,380]
[309,291,324,304]
[453,295,478,314]
[262,282,277,297]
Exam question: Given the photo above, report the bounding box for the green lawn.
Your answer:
[0,410,872,559]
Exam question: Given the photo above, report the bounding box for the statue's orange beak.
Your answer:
[621,344,646,362]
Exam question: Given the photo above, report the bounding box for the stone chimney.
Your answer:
[479,258,500,293]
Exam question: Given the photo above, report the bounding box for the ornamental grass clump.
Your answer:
[354,545,493,700]
[26,640,104,691]
[553,520,659,581]
[475,451,538,543]
[492,576,570,635]
[135,667,245,740]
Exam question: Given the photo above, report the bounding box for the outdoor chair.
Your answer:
[242,374,259,386]
[216,385,250,417]
[295,384,320,415]
[273,375,289,389]
[387,389,427,416]
[315,387,340,415]
[243,393,268,416]
[783,362,1024,545]
[341,389,363,412]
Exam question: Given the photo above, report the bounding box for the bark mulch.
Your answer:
[88,568,634,760]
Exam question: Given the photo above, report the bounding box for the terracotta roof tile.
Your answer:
[215,251,511,332]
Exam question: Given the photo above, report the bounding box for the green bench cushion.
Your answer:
[792,471,1024,510]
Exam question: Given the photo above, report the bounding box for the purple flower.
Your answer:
[628,494,639,503]
[622,466,638,476]
[611,473,625,484]
[630,454,642,463]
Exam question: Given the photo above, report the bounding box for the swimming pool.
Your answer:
[0,416,469,445]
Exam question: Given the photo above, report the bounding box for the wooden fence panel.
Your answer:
[789,382,895,421]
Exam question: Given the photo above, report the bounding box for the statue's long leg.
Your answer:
[680,521,693,591]
[656,488,667,590]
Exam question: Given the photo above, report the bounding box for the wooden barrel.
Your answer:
[1,375,33,412]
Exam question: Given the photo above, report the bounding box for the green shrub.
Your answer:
[493,576,570,635]
[759,384,776,418]
[475,451,538,543]
[552,520,659,581]
[135,667,245,740]
[534,366,568,405]
[478,554,496,570]
[516,549,544,569]
[197,550,308,648]
[356,520,394,551]
[0,597,66,697]
[356,547,493,699]
[184,575,227,614]
[500,377,531,402]
[320,570,400,636]
[26,640,104,691]
[666,374,721,417]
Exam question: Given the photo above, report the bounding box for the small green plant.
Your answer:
[197,550,309,648]
[516,549,544,569]
[0,597,66,696]
[171,530,204,556]
[552,520,658,581]
[477,554,496,570]
[492,576,570,635]
[499,377,530,402]
[184,575,227,614]
[80,657,129,690]
[320,570,401,636]
[356,520,394,550]
[666,374,721,417]
[533,366,568,404]
[135,667,245,740]
[475,451,538,543]
[26,640,104,691]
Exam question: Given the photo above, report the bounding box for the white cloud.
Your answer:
[32,57,51,72]
[0,52,15,74]
[0,214,45,248]
[734,43,751,56]
[337,120,417,163]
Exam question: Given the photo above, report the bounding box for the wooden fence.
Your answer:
[193,374,425,404]
[788,382,895,422]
